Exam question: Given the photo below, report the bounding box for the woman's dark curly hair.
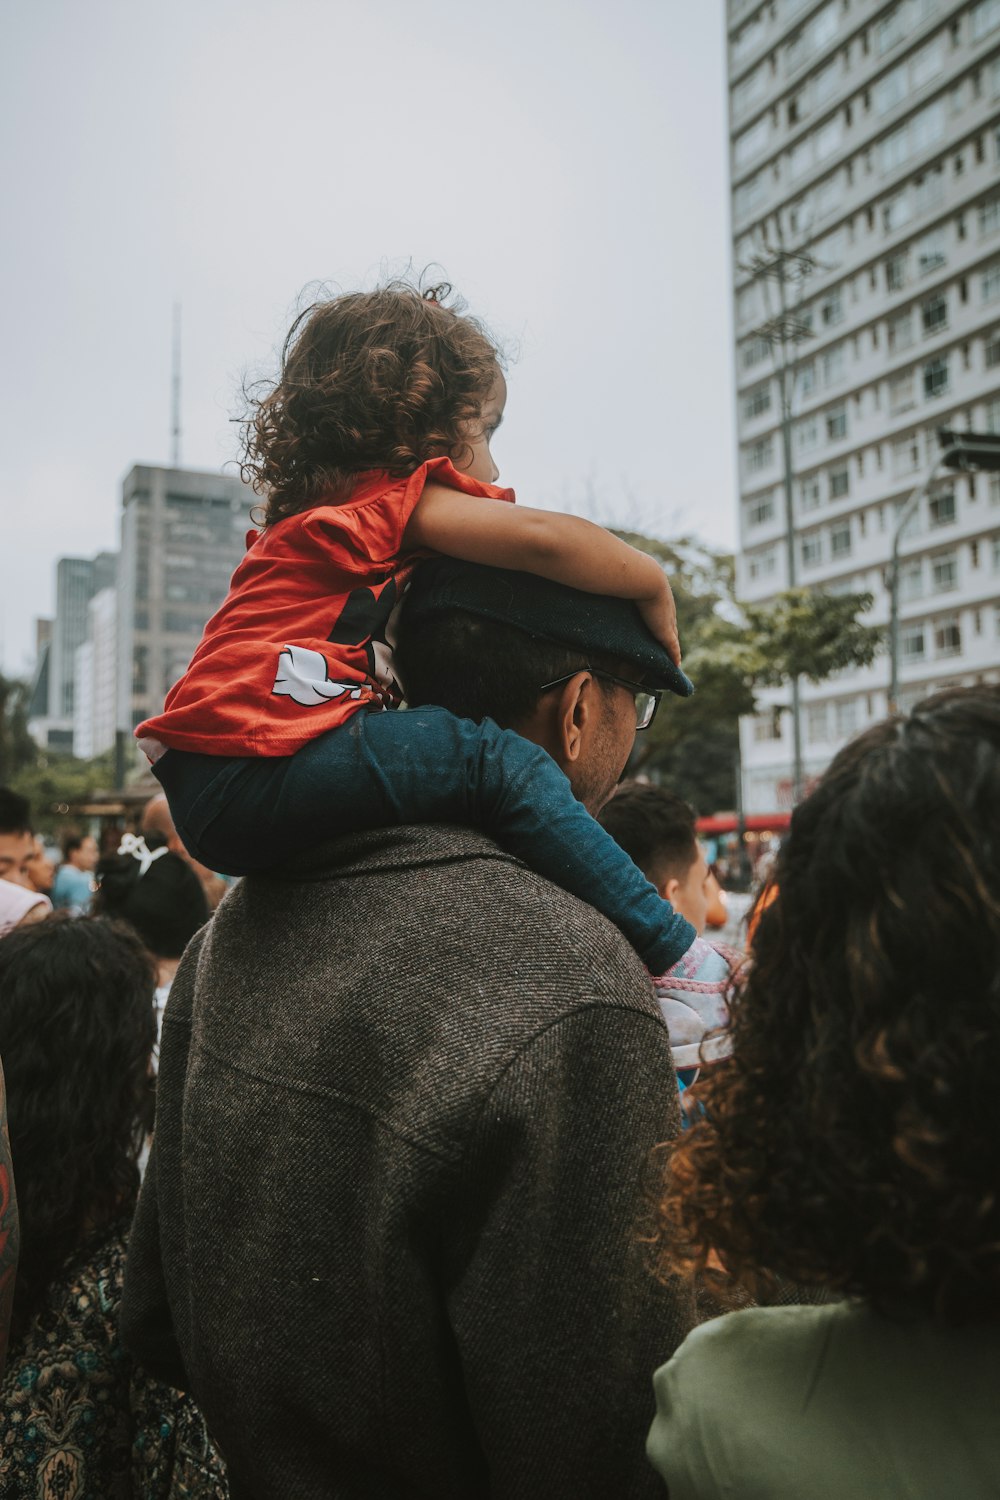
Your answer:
[654,685,1000,1323]
[242,279,503,524]
[0,915,156,1340]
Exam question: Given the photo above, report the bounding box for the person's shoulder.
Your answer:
[656,1302,847,1411]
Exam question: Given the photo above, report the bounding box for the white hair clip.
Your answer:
[117,832,170,877]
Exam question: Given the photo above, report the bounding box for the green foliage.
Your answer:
[0,674,38,784]
[613,532,884,812]
[6,750,117,835]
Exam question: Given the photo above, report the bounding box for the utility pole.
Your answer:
[171,302,182,469]
[739,238,820,805]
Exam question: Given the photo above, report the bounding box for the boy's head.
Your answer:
[598,781,711,934]
[0,788,34,888]
[243,280,503,524]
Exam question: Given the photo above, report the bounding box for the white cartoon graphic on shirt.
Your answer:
[272,645,365,708]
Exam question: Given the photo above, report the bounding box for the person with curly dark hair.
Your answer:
[135,277,698,977]
[645,685,1000,1499]
[0,916,227,1496]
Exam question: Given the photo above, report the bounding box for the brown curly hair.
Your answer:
[653,685,1000,1323]
[241,280,503,524]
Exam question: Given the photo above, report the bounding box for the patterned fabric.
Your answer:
[0,1223,227,1499]
[650,937,744,1071]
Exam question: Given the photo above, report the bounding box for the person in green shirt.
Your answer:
[646,684,1000,1499]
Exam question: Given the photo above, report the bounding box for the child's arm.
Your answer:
[404,484,680,664]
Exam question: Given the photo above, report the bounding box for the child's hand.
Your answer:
[638,578,681,666]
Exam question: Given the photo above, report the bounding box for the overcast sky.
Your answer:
[0,0,736,676]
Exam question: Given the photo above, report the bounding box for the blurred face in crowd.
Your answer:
[661,844,712,936]
[0,829,34,889]
[68,835,99,872]
[24,837,55,895]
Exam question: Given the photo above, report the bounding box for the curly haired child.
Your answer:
[136,280,697,972]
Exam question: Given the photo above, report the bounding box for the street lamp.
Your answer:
[887,427,1000,715]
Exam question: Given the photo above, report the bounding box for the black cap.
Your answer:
[402,559,694,697]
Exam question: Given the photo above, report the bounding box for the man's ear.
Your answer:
[554,672,599,768]
[660,875,682,906]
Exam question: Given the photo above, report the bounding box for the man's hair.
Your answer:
[0,915,156,1339]
[242,280,502,525]
[396,610,623,729]
[598,782,699,886]
[60,830,86,861]
[0,788,31,837]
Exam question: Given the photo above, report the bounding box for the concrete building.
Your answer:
[728,0,1000,812]
[116,465,253,761]
[73,586,118,760]
[29,553,116,753]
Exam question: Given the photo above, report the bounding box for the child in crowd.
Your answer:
[137,281,698,973]
[598,781,741,1079]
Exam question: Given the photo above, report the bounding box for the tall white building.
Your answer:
[73,587,118,760]
[728,0,1000,812]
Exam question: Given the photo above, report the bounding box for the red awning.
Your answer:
[696,812,792,836]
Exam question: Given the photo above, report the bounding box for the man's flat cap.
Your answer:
[401,559,694,698]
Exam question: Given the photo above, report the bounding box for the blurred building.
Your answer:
[29,553,117,753]
[116,464,252,764]
[73,586,118,759]
[728,0,1000,812]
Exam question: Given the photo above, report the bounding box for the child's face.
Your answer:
[454,368,506,484]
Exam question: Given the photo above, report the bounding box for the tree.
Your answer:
[6,751,117,836]
[0,674,37,785]
[614,531,882,812]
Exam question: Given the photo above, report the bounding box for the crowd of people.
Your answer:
[0,282,996,1498]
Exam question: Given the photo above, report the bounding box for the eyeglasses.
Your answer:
[538,668,661,731]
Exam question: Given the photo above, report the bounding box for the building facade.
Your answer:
[73,587,118,760]
[116,465,253,760]
[29,553,117,753]
[728,0,1000,811]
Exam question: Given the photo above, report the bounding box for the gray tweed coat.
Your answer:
[122,825,694,1499]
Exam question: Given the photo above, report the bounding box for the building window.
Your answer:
[742,380,773,420]
[913,169,945,218]
[796,417,820,454]
[901,624,926,660]
[741,334,771,369]
[829,466,850,498]
[982,263,1000,304]
[806,704,828,743]
[800,475,822,512]
[934,618,962,657]
[921,294,948,335]
[799,359,817,396]
[823,346,845,386]
[915,229,947,276]
[981,196,1000,237]
[929,489,957,527]
[886,253,907,292]
[971,0,1000,42]
[821,289,844,327]
[834,698,858,737]
[748,547,778,581]
[874,63,905,116]
[880,125,909,175]
[889,370,916,414]
[746,436,774,474]
[893,432,922,475]
[923,357,950,399]
[985,332,1000,369]
[735,117,771,171]
[753,711,783,744]
[801,532,824,568]
[888,309,914,351]
[900,559,924,601]
[830,521,852,558]
[747,493,776,527]
[930,552,958,592]
[826,404,847,441]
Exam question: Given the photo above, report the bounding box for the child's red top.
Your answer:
[135,457,515,757]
